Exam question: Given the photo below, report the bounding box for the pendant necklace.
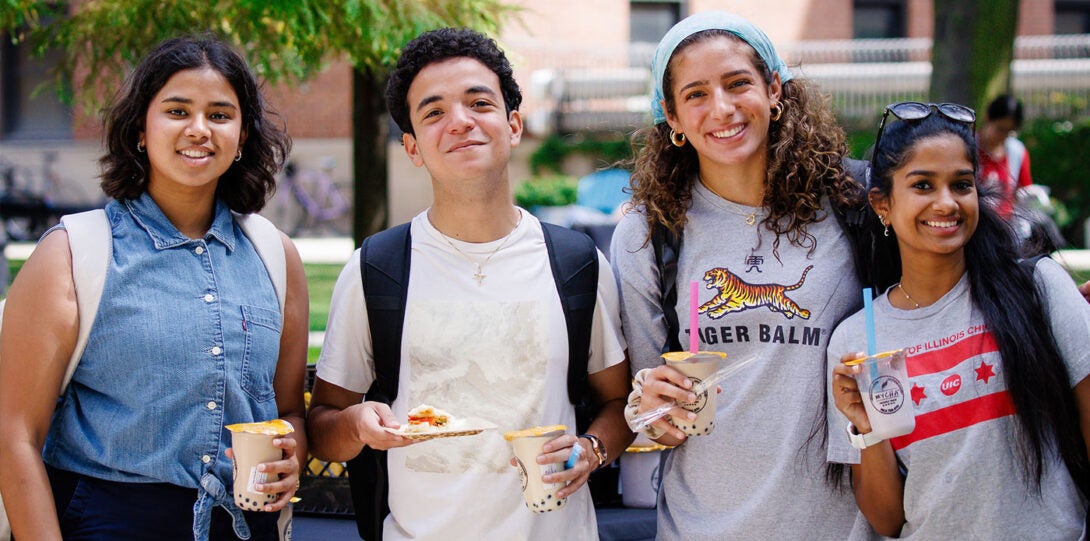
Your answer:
[699,176,759,226]
[438,210,523,287]
[895,281,921,309]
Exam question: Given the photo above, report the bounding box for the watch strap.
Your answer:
[846,422,885,449]
[579,433,607,469]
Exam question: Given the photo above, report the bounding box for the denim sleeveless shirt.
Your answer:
[42,193,282,540]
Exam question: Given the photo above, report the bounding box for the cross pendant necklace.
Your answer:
[437,209,523,287]
[473,265,486,286]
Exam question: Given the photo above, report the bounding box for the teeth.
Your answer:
[712,125,744,138]
[926,220,958,228]
[180,149,211,158]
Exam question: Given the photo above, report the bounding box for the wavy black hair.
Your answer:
[866,112,1089,493]
[99,34,291,214]
[385,27,522,136]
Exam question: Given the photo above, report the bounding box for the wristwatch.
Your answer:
[846,422,884,450]
[579,433,607,469]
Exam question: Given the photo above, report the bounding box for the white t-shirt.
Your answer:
[827,258,1090,539]
[317,209,627,541]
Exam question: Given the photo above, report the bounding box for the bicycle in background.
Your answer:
[0,151,105,242]
[275,157,352,237]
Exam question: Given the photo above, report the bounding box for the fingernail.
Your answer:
[688,393,697,402]
[687,412,697,420]
[254,483,264,491]
[257,464,266,472]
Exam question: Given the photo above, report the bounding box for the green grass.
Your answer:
[305,263,342,333]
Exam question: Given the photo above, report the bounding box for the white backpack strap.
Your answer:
[58,209,112,395]
[1005,136,1026,185]
[235,213,287,316]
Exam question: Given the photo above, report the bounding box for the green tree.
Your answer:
[929,0,1019,113]
[2,0,513,242]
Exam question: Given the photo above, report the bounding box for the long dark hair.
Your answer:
[628,29,861,258]
[868,112,1089,492]
[99,34,291,213]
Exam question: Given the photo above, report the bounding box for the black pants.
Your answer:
[44,465,278,541]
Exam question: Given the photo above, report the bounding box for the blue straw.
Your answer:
[863,288,878,380]
[565,443,583,470]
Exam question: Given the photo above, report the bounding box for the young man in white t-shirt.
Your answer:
[306,28,632,540]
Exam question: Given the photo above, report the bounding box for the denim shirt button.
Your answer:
[194,246,205,255]
[203,293,215,302]
[206,401,217,410]
[201,454,211,464]
[211,346,222,355]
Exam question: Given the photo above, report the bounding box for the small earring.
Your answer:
[137,142,145,153]
[770,102,784,122]
[235,150,242,162]
[879,215,890,237]
[669,129,686,147]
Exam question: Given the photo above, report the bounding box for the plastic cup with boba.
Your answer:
[662,351,726,436]
[504,425,569,513]
[226,419,294,511]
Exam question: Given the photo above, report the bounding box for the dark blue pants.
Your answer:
[44,465,278,541]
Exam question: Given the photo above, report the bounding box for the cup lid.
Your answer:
[503,425,567,441]
[225,419,294,435]
[844,349,903,366]
[662,351,727,363]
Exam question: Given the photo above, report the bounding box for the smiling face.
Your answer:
[141,67,245,196]
[663,35,781,180]
[402,57,522,188]
[871,133,979,265]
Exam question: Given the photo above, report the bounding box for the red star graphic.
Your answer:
[911,383,927,406]
[975,361,996,384]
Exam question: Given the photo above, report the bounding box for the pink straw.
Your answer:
[690,281,699,353]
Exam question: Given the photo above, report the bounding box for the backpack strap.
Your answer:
[540,222,598,413]
[347,222,411,541]
[57,209,112,395]
[235,212,287,316]
[651,223,683,354]
[1005,136,1026,186]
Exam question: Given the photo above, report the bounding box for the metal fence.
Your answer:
[515,34,1090,135]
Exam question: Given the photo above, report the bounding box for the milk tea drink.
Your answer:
[504,425,569,513]
[663,351,726,436]
[226,419,294,511]
[849,349,916,440]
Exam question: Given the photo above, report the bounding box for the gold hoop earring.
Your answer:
[137,142,145,153]
[235,150,243,162]
[669,129,686,147]
[770,103,784,122]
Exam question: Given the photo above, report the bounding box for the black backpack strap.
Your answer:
[346,222,411,541]
[541,223,599,432]
[651,223,683,354]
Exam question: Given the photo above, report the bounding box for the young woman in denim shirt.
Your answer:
[0,35,308,541]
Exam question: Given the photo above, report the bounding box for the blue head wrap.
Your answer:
[650,11,793,125]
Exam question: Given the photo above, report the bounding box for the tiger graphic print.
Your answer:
[699,265,813,320]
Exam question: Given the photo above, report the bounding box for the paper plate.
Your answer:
[383,418,497,441]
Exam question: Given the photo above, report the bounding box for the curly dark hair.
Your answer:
[99,34,291,214]
[629,30,861,258]
[386,27,522,136]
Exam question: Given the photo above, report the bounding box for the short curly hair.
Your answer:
[386,27,522,136]
[99,34,291,214]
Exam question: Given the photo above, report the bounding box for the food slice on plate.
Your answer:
[404,403,452,433]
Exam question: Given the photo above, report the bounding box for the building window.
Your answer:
[1,31,72,141]
[854,0,906,39]
[1056,1,1090,33]
[630,1,682,44]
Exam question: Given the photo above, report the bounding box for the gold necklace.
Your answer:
[699,177,759,225]
[437,210,523,287]
[896,281,921,309]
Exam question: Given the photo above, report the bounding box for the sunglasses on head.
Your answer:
[871,102,977,166]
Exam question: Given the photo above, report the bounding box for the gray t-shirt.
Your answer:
[611,182,861,540]
[827,258,1090,540]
